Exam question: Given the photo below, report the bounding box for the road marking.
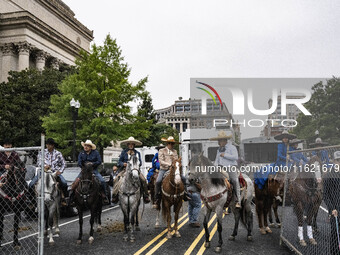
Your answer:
[197,213,226,255]
[145,217,189,255]
[184,214,217,255]
[133,212,188,255]
[1,205,119,247]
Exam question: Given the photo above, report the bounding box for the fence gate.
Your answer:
[0,136,45,254]
[280,145,340,255]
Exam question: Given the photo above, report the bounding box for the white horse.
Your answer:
[36,170,61,245]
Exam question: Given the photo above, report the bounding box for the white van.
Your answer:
[135,146,158,177]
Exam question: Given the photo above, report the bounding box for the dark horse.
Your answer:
[255,172,284,235]
[0,165,26,250]
[190,154,254,253]
[149,170,158,207]
[288,156,322,246]
[74,162,102,244]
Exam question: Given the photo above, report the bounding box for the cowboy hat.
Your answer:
[46,138,57,146]
[156,143,165,150]
[274,130,297,141]
[161,136,181,144]
[309,137,328,148]
[290,139,304,145]
[209,131,232,141]
[334,151,340,160]
[120,137,142,147]
[81,140,96,150]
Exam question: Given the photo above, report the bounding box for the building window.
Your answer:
[175,106,183,112]
[175,123,180,132]
[183,123,188,132]
[184,105,190,112]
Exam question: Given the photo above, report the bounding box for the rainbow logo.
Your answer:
[196,81,223,107]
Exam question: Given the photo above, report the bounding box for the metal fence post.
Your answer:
[38,134,45,255]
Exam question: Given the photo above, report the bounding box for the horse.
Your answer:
[254,171,284,235]
[118,154,142,242]
[189,154,254,253]
[155,157,184,239]
[74,162,102,244]
[148,170,158,207]
[268,186,283,228]
[288,156,322,246]
[36,170,61,246]
[0,165,27,250]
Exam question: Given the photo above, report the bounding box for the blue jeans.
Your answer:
[188,192,201,223]
[29,172,67,189]
[77,170,106,193]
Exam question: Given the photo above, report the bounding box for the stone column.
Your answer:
[35,51,47,71]
[17,41,32,71]
[0,43,17,83]
[50,58,60,70]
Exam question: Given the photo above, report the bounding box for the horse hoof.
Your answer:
[205,242,210,248]
[130,237,136,243]
[123,235,129,242]
[309,238,317,245]
[166,233,172,239]
[155,224,160,229]
[247,236,253,242]
[265,227,272,233]
[49,241,55,246]
[269,223,275,228]
[97,225,102,232]
[175,231,181,238]
[55,228,60,235]
[228,235,235,241]
[260,228,267,235]
[54,234,59,238]
[277,223,281,228]
[136,226,141,231]
[299,240,307,246]
[88,236,94,244]
[214,247,222,253]
[76,240,82,245]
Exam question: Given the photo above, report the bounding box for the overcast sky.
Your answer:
[63,0,340,138]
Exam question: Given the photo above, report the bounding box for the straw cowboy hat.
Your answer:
[156,143,165,150]
[210,131,233,141]
[309,137,328,148]
[161,136,181,144]
[290,139,304,145]
[81,140,96,150]
[120,137,142,147]
[274,130,297,141]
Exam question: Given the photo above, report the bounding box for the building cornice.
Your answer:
[0,11,86,58]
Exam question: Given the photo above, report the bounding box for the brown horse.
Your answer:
[148,170,158,207]
[268,186,284,228]
[160,158,185,239]
[255,173,283,235]
[288,156,322,246]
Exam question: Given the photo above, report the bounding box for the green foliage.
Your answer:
[0,68,72,146]
[294,77,340,145]
[42,35,149,158]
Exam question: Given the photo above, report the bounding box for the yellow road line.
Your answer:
[133,212,188,255]
[197,214,226,255]
[145,217,190,255]
[184,214,217,255]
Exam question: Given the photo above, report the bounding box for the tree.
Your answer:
[0,68,73,147]
[42,35,149,159]
[294,77,340,145]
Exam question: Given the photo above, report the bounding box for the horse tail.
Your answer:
[239,202,247,227]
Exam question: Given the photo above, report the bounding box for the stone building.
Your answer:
[0,0,93,82]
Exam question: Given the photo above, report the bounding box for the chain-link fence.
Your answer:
[0,138,45,254]
[280,145,340,255]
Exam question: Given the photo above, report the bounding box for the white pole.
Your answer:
[38,134,45,255]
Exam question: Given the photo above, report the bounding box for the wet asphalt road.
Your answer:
[35,202,293,255]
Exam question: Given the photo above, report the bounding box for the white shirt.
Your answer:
[214,142,238,166]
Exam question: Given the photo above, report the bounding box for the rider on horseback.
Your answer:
[211,131,241,209]
[112,137,150,204]
[29,138,68,206]
[69,140,109,205]
[146,144,165,183]
[154,136,189,210]
[0,139,25,177]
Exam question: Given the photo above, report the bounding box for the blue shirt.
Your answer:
[152,153,160,170]
[290,148,308,165]
[214,143,238,166]
[78,149,102,171]
[275,143,294,167]
[311,150,330,164]
[118,149,142,167]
